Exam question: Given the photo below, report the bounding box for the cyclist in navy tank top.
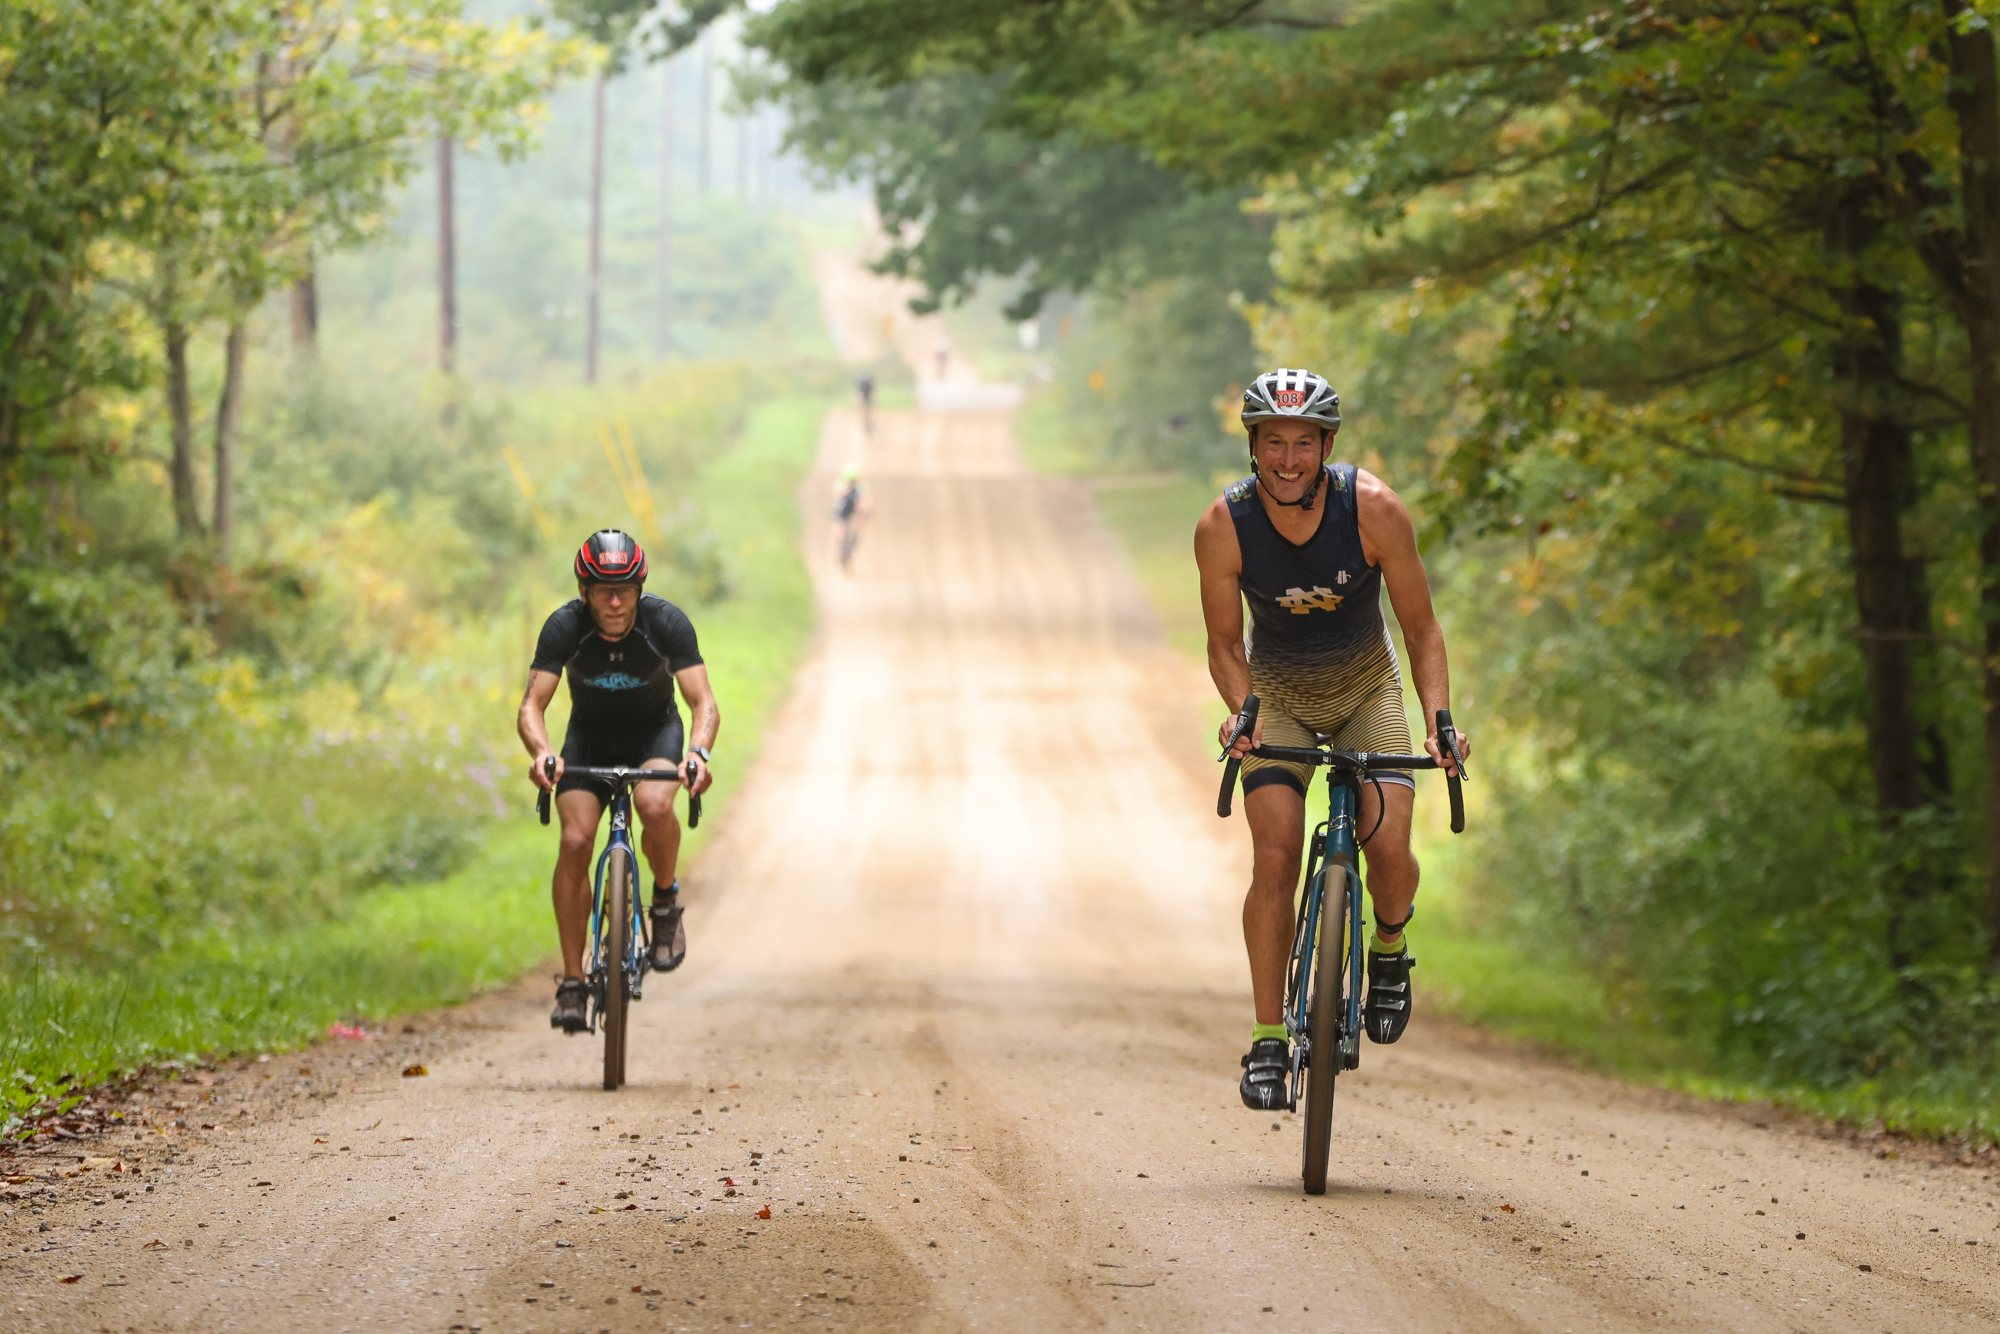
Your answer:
[1194,369,1472,1111]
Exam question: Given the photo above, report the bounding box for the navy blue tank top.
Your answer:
[1225,464,1388,672]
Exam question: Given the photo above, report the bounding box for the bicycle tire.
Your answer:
[602,847,632,1091]
[1300,856,1353,1194]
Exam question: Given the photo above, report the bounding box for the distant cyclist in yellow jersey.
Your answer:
[1193,369,1471,1110]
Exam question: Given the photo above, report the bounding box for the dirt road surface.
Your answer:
[10,406,2000,1334]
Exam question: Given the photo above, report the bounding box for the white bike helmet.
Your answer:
[1241,368,1341,433]
[1241,369,1341,510]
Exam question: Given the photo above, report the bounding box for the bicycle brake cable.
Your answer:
[1357,773,1387,847]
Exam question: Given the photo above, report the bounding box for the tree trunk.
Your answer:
[657,58,674,362]
[1828,179,1945,969]
[586,72,606,386]
[166,320,202,537]
[1939,0,2000,967]
[438,135,456,376]
[290,270,317,352]
[212,321,246,562]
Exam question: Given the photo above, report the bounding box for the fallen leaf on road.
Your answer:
[402,1065,428,1078]
[59,1275,81,1283]
[328,1023,372,1040]
[313,1138,327,1145]
[1500,1204,1516,1213]
[757,1206,772,1219]
[539,1280,555,1289]
[358,1121,381,1131]
[722,1178,738,1187]
[142,1239,168,1250]
[623,1204,638,1211]
[3,1175,30,1184]
[556,1181,567,1186]
[631,1285,643,1293]
[400,1137,415,1142]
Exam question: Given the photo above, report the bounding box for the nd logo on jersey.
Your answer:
[1278,585,1345,615]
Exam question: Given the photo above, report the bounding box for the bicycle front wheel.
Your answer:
[1301,858,1353,1195]
[601,847,632,1091]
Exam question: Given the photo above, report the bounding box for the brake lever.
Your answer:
[1218,693,1262,762]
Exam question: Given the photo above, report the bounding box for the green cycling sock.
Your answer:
[1251,1022,1289,1043]
[1370,927,1408,955]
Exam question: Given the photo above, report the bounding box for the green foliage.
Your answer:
[2,824,554,1127]
[756,0,2000,1129]
[0,0,230,518]
[752,43,1271,469]
[0,384,830,1133]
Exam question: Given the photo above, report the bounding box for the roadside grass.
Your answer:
[2,393,827,1134]
[1073,468,2000,1146]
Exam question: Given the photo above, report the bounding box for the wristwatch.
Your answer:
[689,745,712,764]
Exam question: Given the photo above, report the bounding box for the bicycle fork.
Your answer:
[1283,800,1367,1107]
[586,800,652,1032]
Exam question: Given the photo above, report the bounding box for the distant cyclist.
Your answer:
[831,462,870,572]
[856,372,875,435]
[1193,369,1470,1110]
[518,530,719,1033]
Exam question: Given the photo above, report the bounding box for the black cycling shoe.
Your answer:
[649,887,686,972]
[1364,945,1416,1044]
[550,977,589,1034]
[1238,1036,1292,1111]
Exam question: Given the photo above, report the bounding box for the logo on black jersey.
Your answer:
[1278,586,1345,615]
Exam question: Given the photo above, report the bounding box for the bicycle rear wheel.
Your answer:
[601,847,632,1091]
[1301,857,1353,1195]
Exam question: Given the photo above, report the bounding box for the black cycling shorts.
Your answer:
[556,712,684,803]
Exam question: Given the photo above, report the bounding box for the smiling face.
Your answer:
[582,581,639,639]
[1251,419,1334,504]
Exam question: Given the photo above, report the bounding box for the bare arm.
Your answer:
[1356,469,1470,773]
[674,664,720,795]
[517,669,564,790]
[1194,496,1261,753]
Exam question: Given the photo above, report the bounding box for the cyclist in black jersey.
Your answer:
[518,529,719,1033]
[1194,369,1472,1110]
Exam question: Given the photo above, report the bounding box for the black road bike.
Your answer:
[538,759,702,1090]
[1217,695,1467,1194]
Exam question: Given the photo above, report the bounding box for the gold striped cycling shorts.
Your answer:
[1240,631,1416,798]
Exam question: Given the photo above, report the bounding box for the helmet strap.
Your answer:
[1250,453,1327,512]
[1247,426,1332,511]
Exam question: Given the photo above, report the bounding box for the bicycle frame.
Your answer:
[1215,693,1467,1190]
[535,760,702,1040]
[1284,770,1367,1107]
[586,787,650,1031]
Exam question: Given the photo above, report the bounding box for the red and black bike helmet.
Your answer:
[574,529,648,585]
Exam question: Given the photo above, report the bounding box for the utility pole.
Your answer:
[657,58,673,362]
[698,37,711,193]
[586,72,606,385]
[437,136,456,375]
[736,107,749,199]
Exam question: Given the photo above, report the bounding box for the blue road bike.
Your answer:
[1217,694,1467,1194]
[539,760,702,1090]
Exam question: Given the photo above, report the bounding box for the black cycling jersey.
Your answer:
[531,594,703,734]
[1225,463,1387,672]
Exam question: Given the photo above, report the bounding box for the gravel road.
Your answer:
[7,404,2000,1334]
